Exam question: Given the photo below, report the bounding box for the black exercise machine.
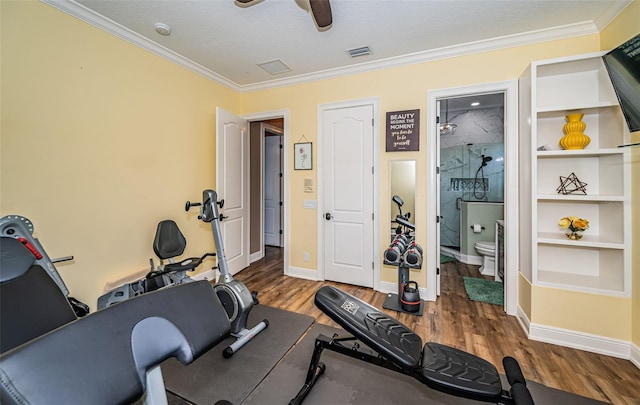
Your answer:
[97,219,215,309]
[290,286,534,405]
[0,215,89,319]
[0,216,89,355]
[0,236,232,404]
[98,188,267,357]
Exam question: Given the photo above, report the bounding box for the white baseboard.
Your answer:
[528,323,631,360]
[516,305,531,336]
[440,247,483,266]
[460,254,483,266]
[513,306,639,370]
[191,269,216,282]
[250,251,264,263]
[287,266,320,281]
[631,343,640,369]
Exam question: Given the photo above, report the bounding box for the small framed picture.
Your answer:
[294,142,312,170]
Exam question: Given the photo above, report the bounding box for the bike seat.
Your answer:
[153,220,187,260]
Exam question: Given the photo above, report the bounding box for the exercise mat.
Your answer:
[244,323,608,405]
[161,304,314,405]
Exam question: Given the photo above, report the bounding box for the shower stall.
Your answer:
[439,93,505,259]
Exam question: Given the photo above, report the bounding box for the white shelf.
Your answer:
[536,243,626,295]
[525,52,631,297]
[537,151,627,197]
[534,107,626,150]
[537,148,624,158]
[537,194,625,202]
[536,270,626,295]
[536,101,619,114]
[537,232,624,249]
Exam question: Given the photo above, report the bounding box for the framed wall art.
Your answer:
[294,142,312,170]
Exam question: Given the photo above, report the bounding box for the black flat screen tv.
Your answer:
[602,33,640,133]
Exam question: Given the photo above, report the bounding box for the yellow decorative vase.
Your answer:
[559,113,590,150]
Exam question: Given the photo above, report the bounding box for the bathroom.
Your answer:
[439,93,505,279]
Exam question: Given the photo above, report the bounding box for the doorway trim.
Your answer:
[261,123,284,251]
[426,81,519,315]
[242,109,290,275]
[317,97,381,291]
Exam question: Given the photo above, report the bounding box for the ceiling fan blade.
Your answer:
[309,0,332,29]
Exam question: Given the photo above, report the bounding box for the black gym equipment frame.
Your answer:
[290,286,534,405]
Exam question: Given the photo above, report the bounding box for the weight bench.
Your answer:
[0,280,231,405]
[290,286,534,405]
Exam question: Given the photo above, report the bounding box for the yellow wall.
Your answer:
[1,0,637,346]
[599,0,640,348]
[518,273,532,321]
[1,1,239,309]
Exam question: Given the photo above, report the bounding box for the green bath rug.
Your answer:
[440,254,456,263]
[463,277,504,305]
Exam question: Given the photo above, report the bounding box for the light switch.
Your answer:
[304,178,313,193]
[304,200,317,209]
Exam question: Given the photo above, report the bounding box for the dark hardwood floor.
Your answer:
[233,246,640,405]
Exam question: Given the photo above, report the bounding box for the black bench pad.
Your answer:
[314,286,502,401]
[315,285,422,369]
[422,342,502,400]
[0,280,230,405]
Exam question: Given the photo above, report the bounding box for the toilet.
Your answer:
[474,241,496,276]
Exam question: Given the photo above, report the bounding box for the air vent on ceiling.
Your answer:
[347,46,371,58]
[257,59,292,75]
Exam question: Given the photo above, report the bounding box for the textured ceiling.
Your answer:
[47,0,631,90]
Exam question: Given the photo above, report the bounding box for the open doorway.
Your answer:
[262,123,284,248]
[248,118,285,272]
[426,81,518,315]
[438,93,505,265]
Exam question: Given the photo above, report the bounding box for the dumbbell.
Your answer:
[384,239,409,264]
[403,243,423,267]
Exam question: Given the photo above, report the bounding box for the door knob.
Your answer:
[219,214,227,221]
[325,212,332,220]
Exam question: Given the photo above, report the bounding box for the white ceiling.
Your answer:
[45,0,631,91]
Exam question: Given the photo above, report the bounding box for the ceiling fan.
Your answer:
[236,0,333,31]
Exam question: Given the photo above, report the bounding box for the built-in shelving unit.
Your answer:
[525,52,631,296]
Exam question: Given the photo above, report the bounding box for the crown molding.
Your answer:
[593,0,633,31]
[41,0,240,91]
[42,0,623,94]
[239,20,601,92]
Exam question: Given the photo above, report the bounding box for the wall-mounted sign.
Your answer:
[386,109,420,152]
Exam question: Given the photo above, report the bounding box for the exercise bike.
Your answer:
[97,219,215,310]
[186,189,269,358]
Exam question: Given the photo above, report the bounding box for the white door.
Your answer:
[264,134,282,247]
[216,107,250,276]
[322,105,374,288]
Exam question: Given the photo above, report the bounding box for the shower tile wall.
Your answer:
[440,106,504,248]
